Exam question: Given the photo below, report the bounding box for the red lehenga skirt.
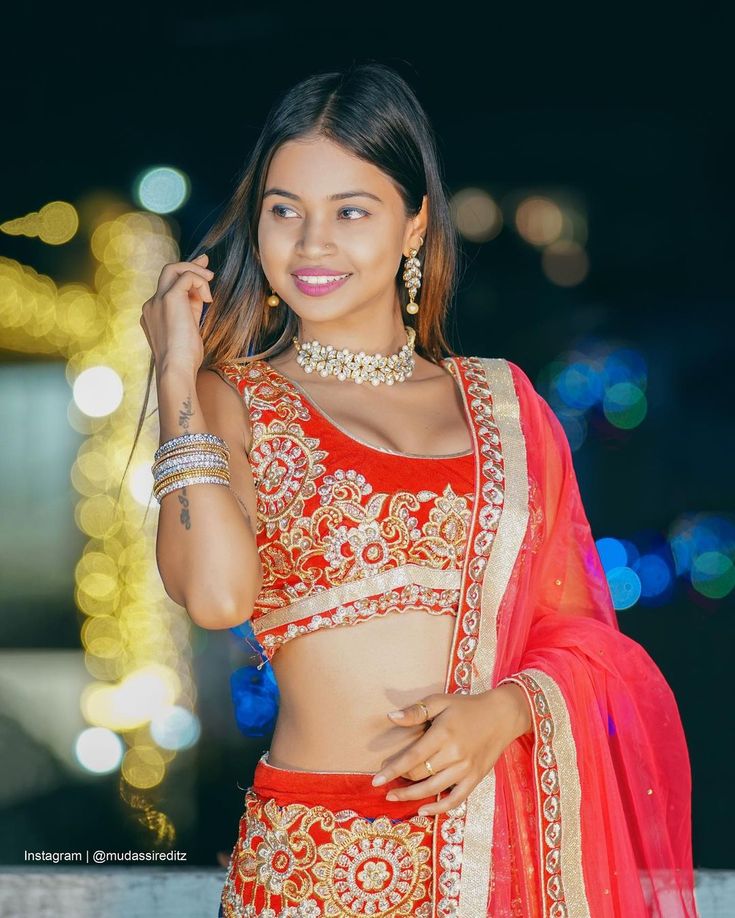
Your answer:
[219,751,439,917]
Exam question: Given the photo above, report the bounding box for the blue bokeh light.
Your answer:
[553,361,604,410]
[634,553,674,599]
[606,566,642,610]
[596,537,628,572]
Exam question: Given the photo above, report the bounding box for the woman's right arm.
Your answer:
[154,363,263,630]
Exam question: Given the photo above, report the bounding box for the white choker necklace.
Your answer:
[292,326,417,386]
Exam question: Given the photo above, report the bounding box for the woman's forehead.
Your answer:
[266,138,393,198]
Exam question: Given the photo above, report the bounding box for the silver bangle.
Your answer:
[153,452,229,481]
[154,432,229,463]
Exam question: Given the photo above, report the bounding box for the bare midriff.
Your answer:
[267,608,456,774]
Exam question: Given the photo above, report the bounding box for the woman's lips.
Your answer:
[291,273,351,297]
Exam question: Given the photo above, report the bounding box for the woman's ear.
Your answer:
[414,194,429,245]
[403,196,429,255]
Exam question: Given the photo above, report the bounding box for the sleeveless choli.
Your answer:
[210,356,477,662]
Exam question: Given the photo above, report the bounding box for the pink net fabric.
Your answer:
[488,362,698,916]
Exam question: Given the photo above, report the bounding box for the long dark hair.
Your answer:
[120,61,463,506]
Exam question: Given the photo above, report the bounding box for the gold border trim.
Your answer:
[448,357,530,918]
[251,563,462,635]
[475,358,529,692]
[503,669,591,917]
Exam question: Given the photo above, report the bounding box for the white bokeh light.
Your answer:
[129,462,157,508]
[150,705,201,751]
[75,726,124,774]
[136,166,190,214]
[73,366,124,418]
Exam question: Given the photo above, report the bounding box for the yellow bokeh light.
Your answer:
[76,494,122,539]
[0,201,79,245]
[450,187,503,242]
[515,196,564,246]
[121,745,166,789]
[81,664,180,731]
[541,240,590,287]
[3,204,199,838]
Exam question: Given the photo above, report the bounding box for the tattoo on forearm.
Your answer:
[178,394,194,530]
[178,488,191,530]
[178,394,195,430]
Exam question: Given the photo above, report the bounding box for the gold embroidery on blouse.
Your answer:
[215,359,475,657]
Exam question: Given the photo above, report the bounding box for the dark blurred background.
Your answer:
[1,0,732,875]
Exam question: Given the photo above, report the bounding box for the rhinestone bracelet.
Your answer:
[153,451,229,479]
[154,470,231,504]
[154,432,229,463]
[154,465,230,489]
[154,442,229,464]
[153,464,230,500]
[153,433,231,503]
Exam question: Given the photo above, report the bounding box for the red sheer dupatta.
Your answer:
[488,361,698,917]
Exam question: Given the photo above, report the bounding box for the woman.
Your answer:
[138,63,698,916]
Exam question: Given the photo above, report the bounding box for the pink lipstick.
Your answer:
[291,268,352,297]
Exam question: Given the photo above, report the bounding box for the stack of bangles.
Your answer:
[152,432,231,504]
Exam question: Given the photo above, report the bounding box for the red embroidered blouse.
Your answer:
[210,357,477,663]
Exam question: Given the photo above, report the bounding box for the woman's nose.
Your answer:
[297,216,336,254]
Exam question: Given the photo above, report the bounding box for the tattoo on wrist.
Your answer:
[178,394,195,430]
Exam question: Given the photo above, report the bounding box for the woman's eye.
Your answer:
[270,204,298,218]
[268,205,368,220]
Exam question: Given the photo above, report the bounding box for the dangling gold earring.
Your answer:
[402,235,423,315]
[266,286,280,308]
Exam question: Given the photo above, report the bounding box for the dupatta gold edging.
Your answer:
[501,669,592,917]
[432,356,530,917]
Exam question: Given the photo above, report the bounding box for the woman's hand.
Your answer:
[140,252,215,377]
[371,684,533,816]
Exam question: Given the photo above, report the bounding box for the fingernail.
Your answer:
[386,792,397,801]
[418,808,429,816]
[372,774,386,786]
[388,710,404,719]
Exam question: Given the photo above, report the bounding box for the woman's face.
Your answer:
[257,135,427,332]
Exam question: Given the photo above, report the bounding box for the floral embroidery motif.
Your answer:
[293,480,473,582]
[212,360,476,663]
[250,429,327,534]
[219,792,434,917]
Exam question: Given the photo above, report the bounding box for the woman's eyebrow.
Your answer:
[263,187,383,203]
